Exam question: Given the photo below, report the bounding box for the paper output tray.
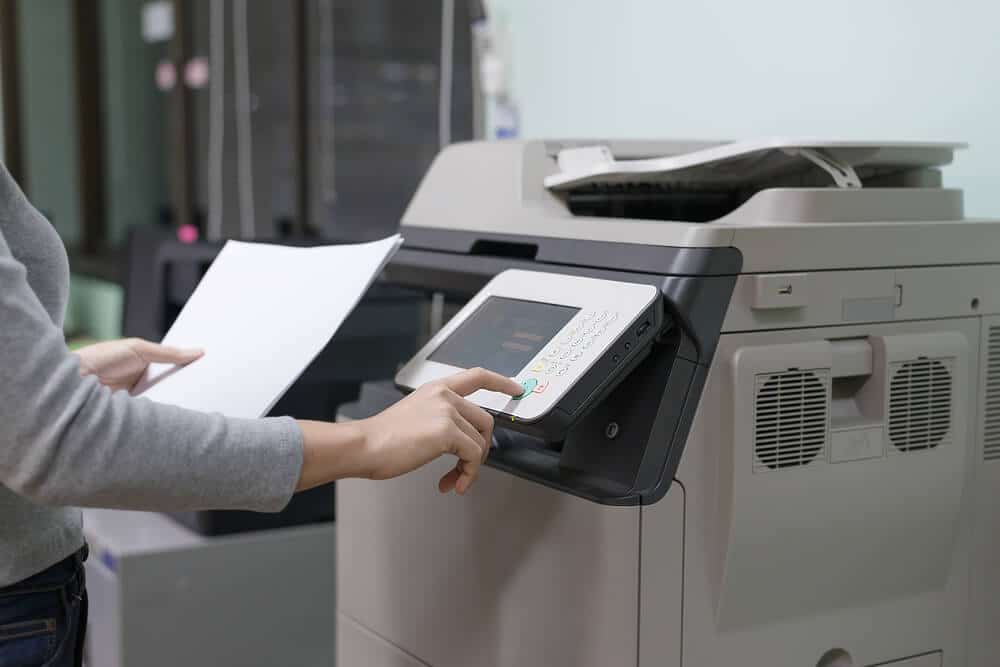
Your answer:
[544,138,965,191]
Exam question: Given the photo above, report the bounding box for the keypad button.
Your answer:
[570,351,582,361]
[571,338,582,347]
[514,378,538,399]
[582,337,594,348]
[556,367,568,376]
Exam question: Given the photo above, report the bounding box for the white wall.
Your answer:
[490,0,1000,216]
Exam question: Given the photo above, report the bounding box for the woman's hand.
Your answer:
[360,368,524,494]
[76,338,204,393]
[296,368,523,495]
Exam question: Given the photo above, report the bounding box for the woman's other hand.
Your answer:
[76,338,204,392]
[297,367,523,495]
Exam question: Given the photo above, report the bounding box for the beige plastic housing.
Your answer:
[968,316,1000,665]
[337,284,989,666]
[400,140,1000,273]
[337,138,999,666]
[723,329,966,624]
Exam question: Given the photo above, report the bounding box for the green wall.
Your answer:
[18,0,81,244]
[8,0,165,341]
[101,0,167,244]
[66,274,123,341]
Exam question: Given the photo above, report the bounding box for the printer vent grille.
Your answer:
[985,326,1000,462]
[753,370,830,471]
[888,358,953,453]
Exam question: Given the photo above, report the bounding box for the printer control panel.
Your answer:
[512,307,624,395]
[395,270,662,436]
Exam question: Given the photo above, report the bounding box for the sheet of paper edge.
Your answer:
[251,235,403,417]
[134,235,403,417]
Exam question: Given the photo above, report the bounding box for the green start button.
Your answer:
[514,378,538,399]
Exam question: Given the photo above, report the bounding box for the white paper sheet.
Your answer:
[133,235,403,418]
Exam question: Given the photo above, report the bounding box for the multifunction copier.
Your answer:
[336,139,1000,667]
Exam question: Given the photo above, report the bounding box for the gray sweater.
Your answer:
[0,162,304,587]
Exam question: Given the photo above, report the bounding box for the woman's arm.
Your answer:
[72,337,520,498]
[0,222,519,511]
[0,224,301,511]
[298,368,522,495]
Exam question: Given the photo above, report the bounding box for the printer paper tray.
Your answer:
[544,137,965,190]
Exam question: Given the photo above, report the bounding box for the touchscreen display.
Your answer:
[429,297,580,377]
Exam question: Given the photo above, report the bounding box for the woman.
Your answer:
[0,163,521,666]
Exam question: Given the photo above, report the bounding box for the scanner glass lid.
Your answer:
[428,297,580,377]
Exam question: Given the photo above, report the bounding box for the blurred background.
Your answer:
[0,0,997,343]
[2,4,998,665]
[0,0,482,345]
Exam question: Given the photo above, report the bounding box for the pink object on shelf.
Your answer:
[155,60,176,91]
[185,57,210,89]
[177,224,199,244]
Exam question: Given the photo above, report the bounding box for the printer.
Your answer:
[336,139,999,667]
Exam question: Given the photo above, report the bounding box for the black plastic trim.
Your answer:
[336,233,743,506]
[401,225,742,276]
[384,252,737,363]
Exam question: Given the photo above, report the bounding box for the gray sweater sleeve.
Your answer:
[0,228,305,513]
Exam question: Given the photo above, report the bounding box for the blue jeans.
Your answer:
[0,547,87,667]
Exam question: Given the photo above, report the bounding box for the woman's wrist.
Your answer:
[295,419,371,492]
